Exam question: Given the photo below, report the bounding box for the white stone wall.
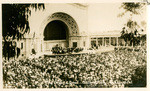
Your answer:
[28,3,88,37]
[24,3,89,57]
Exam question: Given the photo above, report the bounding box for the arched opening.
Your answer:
[44,20,69,40]
[43,20,69,51]
[42,12,80,52]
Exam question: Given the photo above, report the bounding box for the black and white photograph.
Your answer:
[1,1,148,89]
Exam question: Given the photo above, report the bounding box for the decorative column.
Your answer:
[35,32,43,56]
[41,36,45,53]
[96,37,98,47]
[69,37,72,47]
[116,37,118,46]
[109,37,111,46]
[102,37,104,46]
[88,37,91,48]
[24,34,32,57]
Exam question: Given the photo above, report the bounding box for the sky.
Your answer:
[28,3,147,35]
[88,3,147,34]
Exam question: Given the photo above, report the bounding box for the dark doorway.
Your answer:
[73,42,77,48]
[44,20,68,40]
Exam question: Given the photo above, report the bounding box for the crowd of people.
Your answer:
[3,40,21,60]
[3,46,146,88]
[51,44,84,54]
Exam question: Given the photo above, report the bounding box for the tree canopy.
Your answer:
[119,2,145,17]
[2,4,45,41]
[2,4,45,60]
[119,2,146,46]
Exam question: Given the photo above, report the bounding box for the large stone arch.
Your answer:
[23,4,90,57]
[41,12,79,37]
[41,12,80,52]
[45,12,79,36]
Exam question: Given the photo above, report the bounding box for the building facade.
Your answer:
[18,3,91,57]
[2,3,146,58]
[14,3,146,58]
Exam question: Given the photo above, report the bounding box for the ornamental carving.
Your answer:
[49,12,78,36]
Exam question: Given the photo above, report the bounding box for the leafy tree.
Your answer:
[2,4,44,41]
[2,4,45,59]
[119,2,146,46]
[119,2,145,16]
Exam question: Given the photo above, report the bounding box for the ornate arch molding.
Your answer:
[45,12,79,36]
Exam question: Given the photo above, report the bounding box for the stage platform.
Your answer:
[44,46,115,57]
[44,52,88,57]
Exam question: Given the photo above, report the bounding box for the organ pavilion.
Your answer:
[15,3,146,57]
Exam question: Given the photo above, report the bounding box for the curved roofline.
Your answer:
[68,3,88,9]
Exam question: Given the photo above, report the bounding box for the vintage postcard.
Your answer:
[0,0,149,90]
